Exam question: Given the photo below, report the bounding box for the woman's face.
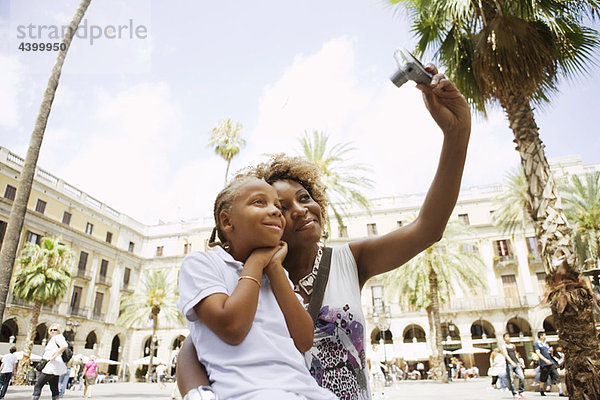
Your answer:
[272,179,322,249]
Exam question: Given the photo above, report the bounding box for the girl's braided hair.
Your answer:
[208,175,261,250]
[244,153,329,221]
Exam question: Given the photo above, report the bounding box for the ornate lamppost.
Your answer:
[372,305,391,382]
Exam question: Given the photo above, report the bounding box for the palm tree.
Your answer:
[12,237,74,385]
[562,172,600,269]
[118,270,183,382]
[383,221,487,381]
[208,119,246,183]
[492,168,532,235]
[389,1,600,395]
[0,0,92,323]
[299,130,374,236]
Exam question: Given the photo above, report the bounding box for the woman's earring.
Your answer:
[222,242,231,252]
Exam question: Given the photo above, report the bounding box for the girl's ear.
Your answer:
[219,210,234,233]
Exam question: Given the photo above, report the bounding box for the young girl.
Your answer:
[177,176,337,400]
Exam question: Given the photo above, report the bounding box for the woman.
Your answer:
[82,355,98,398]
[177,64,471,400]
[32,324,68,400]
[489,348,507,390]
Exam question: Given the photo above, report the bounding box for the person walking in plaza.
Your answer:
[31,324,68,400]
[534,331,566,397]
[82,355,98,398]
[488,348,507,390]
[176,64,471,400]
[502,333,526,399]
[156,363,167,390]
[0,346,19,399]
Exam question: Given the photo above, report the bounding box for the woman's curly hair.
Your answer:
[243,154,329,221]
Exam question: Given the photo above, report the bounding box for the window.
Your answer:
[156,246,164,256]
[0,221,6,249]
[536,272,547,295]
[123,267,131,286]
[495,239,512,257]
[105,231,113,244]
[526,237,540,257]
[25,231,41,245]
[85,222,94,235]
[461,243,478,254]
[371,285,383,307]
[128,241,135,253]
[458,213,470,225]
[93,292,104,316]
[35,199,47,214]
[3,185,16,201]
[99,259,108,277]
[396,221,403,228]
[77,251,88,271]
[501,274,520,306]
[338,225,348,238]
[71,286,82,309]
[367,223,378,236]
[62,211,72,226]
[184,243,192,254]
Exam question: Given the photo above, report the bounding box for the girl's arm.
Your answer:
[176,337,210,397]
[194,246,280,345]
[349,65,471,286]
[264,242,314,352]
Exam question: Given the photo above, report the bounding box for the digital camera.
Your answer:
[390,48,432,88]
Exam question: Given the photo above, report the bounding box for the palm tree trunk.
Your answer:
[224,159,231,184]
[148,312,158,382]
[502,94,600,399]
[14,300,42,385]
[0,0,92,323]
[428,268,447,382]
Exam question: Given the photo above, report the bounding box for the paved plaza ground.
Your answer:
[2,378,569,399]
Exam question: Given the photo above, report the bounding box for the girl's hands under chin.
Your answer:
[265,241,288,275]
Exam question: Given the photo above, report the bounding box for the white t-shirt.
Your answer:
[0,352,18,373]
[303,244,370,400]
[156,364,167,376]
[42,334,67,376]
[178,246,337,400]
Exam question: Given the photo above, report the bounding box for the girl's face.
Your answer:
[272,179,322,249]
[221,178,285,250]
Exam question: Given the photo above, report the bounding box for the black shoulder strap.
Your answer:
[307,247,332,324]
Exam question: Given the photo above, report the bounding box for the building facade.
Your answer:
[0,146,597,378]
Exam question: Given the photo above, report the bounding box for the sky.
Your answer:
[0,0,599,225]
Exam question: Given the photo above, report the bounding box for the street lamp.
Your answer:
[373,305,391,381]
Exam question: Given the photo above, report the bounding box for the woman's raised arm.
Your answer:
[351,65,471,286]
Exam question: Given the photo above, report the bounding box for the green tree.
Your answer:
[208,119,246,184]
[0,0,92,323]
[383,220,487,381]
[389,1,600,394]
[118,270,183,381]
[299,130,374,236]
[562,172,600,269]
[492,168,532,235]
[12,237,74,385]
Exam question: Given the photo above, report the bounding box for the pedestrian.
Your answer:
[31,323,68,400]
[534,331,567,397]
[416,361,425,380]
[178,175,338,400]
[176,63,471,400]
[488,348,507,390]
[156,363,167,389]
[0,346,19,399]
[502,333,526,399]
[66,365,76,390]
[82,355,98,398]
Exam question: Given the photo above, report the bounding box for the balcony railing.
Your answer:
[121,282,133,293]
[90,311,105,321]
[493,255,518,270]
[96,274,111,286]
[528,254,543,268]
[76,269,92,280]
[441,296,541,312]
[69,306,89,318]
[9,295,33,308]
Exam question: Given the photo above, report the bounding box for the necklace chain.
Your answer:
[294,246,323,296]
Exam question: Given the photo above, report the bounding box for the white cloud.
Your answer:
[0,55,22,128]
[39,82,184,224]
